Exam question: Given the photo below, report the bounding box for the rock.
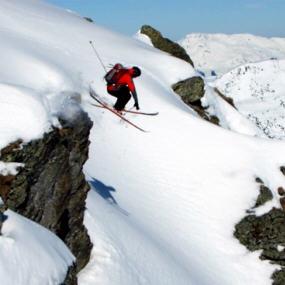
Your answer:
[235,185,285,284]
[280,197,285,211]
[140,25,194,66]
[61,264,77,285]
[214,88,236,109]
[0,139,23,157]
[172,76,219,125]
[235,208,285,252]
[280,166,285,176]
[254,184,273,208]
[172,76,205,104]
[84,17,93,23]
[0,108,93,282]
[0,197,7,235]
[278,187,285,196]
[255,177,264,184]
[272,270,285,285]
[0,175,16,202]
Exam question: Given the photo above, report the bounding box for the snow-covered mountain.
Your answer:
[215,59,285,140]
[1,1,285,285]
[179,33,285,76]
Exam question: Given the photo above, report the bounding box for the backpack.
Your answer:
[104,63,126,84]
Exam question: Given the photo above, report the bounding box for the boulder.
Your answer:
[140,25,194,66]
[172,76,205,104]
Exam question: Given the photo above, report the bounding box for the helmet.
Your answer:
[132,66,141,77]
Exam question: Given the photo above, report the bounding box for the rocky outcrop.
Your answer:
[140,25,194,67]
[235,174,285,285]
[172,76,205,104]
[140,26,220,124]
[172,76,219,125]
[0,106,93,284]
[84,17,94,23]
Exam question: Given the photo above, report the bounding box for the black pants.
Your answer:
[107,86,131,111]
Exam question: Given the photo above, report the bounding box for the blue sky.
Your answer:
[46,0,285,40]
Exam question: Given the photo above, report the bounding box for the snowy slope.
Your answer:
[0,210,74,285]
[215,59,285,139]
[179,33,285,76]
[1,1,285,285]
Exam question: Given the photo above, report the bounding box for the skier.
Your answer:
[105,64,141,112]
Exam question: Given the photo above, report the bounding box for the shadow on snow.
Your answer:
[88,178,129,216]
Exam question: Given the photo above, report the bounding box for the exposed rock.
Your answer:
[140,25,194,66]
[234,178,285,284]
[280,197,285,211]
[0,197,7,234]
[0,108,93,282]
[61,264,77,285]
[278,187,285,196]
[171,76,218,124]
[281,166,285,176]
[255,177,264,184]
[172,76,205,104]
[0,139,23,157]
[272,270,285,285]
[214,88,236,109]
[0,174,16,202]
[254,184,273,208]
[84,17,93,23]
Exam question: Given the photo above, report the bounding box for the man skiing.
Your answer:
[105,64,141,112]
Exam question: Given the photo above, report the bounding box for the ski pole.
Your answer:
[89,40,107,73]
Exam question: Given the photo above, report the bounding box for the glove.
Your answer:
[134,102,140,110]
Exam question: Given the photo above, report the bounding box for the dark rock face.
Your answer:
[214,88,236,109]
[234,176,285,284]
[254,184,273,208]
[0,198,7,234]
[0,108,93,284]
[235,208,285,285]
[172,76,205,104]
[84,17,93,23]
[172,76,219,124]
[140,25,194,67]
[61,265,78,285]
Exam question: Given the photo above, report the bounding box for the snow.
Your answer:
[0,84,52,150]
[0,161,24,176]
[179,33,285,76]
[202,85,263,137]
[215,60,285,139]
[134,30,154,46]
[0,210,75,285]
[0,0,285,285]
[277,245,285,252]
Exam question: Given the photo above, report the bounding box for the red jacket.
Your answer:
[107,69,136,93]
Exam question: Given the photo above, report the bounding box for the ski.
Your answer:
[90,103,159,116]
[89,88,148,132]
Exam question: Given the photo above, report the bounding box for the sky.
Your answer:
[45,0,285,40]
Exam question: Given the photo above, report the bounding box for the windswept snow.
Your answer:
[179,33,285,76]
[0,1,285,285]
